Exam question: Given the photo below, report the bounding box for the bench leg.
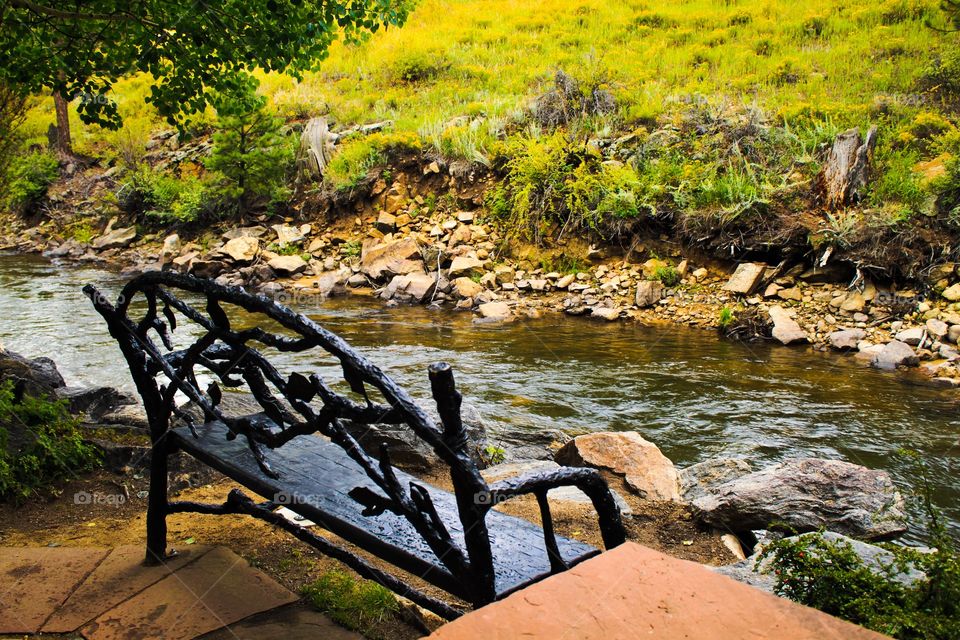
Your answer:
[145,440,169,565]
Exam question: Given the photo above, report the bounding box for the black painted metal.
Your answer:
[85,272,626,614]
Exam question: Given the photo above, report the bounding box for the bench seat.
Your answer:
[171,419,600,601]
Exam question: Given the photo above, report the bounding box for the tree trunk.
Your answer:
[818,126,877,210]
[52,90,72,156]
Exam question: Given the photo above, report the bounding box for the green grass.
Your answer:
[301,570,398,633]
[11,0,960,242]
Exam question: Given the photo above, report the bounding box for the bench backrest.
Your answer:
[85,272,624,606]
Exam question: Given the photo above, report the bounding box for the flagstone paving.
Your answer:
[0,545,360,639]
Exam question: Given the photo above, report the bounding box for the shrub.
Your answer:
[919,49,960,108]
[5,151,58,214]
[206,73,294,214]
[390,49,451,84]
[120,166,211,224]
[651,265,681,287]
[869,148,927,218]
[302,570,398,632]
[718,306,735,329]
[0,381,99,502]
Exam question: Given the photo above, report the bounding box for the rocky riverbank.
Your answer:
[5,194,960,392]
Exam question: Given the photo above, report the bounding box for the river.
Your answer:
[1,252,957,542]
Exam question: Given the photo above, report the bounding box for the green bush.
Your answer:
[651,265,681,286]
[718,306,735,329]
[0,381,99,502]
[302,570,398,632]
[206,73,294,214]
[120,166,210,224]
[5,151,58,214]
[390,49,451,83]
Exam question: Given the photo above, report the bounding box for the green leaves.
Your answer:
[0,0,411,129]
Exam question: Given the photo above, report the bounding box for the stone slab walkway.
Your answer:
[0,545,359,639]
[429,542,891,640]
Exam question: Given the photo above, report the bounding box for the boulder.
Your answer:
[452,277,483,299]
[926,318,949,340]
[635,280,664,308]
[590,307,620,321]
[160,234,181,264]
[840,292,866,312]
[690,458,907,540]
[895,327,925,346]
[768,306,807,345]
[872,340,919,370]
[189,259,229,279]
[271,223,305,246]
[222,226,268,241]
[554,431,681,501]
[56,385,136,421]
[267,255,308,276]
[92,226,136,251]
[360,237,423,281]
[488,427,571,462]
[828,328,866,351]
[218,236,260,263]
[722,263,766,295]
[376,211,397,233]
[448,256,484,278]
[679,458,753,503]
[382,273,436,303]
[477,301,511,320]
[0,347,65,398]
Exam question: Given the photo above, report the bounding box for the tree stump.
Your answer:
[297,116,336,179]
[818,126,878,210]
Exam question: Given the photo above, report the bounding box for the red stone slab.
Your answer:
[42,545,213,633]
[82,546,298,640]
[0,546,110,634]
[429,542,890,640]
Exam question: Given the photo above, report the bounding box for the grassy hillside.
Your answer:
[10,0,960,276]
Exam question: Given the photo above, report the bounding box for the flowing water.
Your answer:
[1,252,958,542]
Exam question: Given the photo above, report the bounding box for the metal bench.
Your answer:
[85,272,625,618]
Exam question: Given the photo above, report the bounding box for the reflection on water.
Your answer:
[1,252,958,542]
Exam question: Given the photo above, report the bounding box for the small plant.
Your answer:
[651,265,681,287]
[483,445,506,465]
[718,306,735,329]
[390,49,451,84]
[302,569,398,632]
[4,151,59,214]
[69,222,97,244]
[120,166,210,224]
[0,381,99,502]
[341,240,362,258]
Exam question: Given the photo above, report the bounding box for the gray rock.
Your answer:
[895,327,925,346]
[828,328,866,351]
[679,458,753,503]
[92,226,136,250]
[222,226,268,241]
[486,427,572,462]
[690,458,907,540]
[56,385,136,421]
[477,301,511,320]
[448,256,485,278]
[722,263,767,295]
[267,255,308,276]
[271,223,306,246]
[635,280,664,308]
[0,347,65,397]
[381,272,436,303]
[872,340,919,370]
[218,236,260,263]
[768,306,807,345]
[926,319,949,340]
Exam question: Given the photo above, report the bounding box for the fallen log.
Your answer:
[818,126,878,210]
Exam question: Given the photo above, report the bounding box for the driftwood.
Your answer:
[297,117,393,180]
[819,126,878,210]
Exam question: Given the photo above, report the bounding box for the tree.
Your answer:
[206,73,293,215]
[0,0,411,152]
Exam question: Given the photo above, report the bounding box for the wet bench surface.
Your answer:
[172,420,599,600]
